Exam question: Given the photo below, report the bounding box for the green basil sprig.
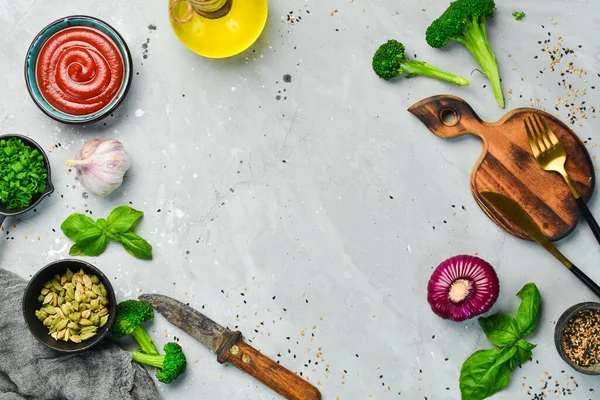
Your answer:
[60,206,152,259]
[459,283,541,400]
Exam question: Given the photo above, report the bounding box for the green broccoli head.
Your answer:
[425,0,504,107]
[111,300,159,355]
[426,0,496,48]
[131,342,188,384]
[372,39,406,81]
[372,39,469,86]
[111,299,154,338]
[156,342,188,384]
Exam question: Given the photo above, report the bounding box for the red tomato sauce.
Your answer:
[35,26,124,116]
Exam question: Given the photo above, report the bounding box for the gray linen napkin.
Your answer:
[0,268,160,400]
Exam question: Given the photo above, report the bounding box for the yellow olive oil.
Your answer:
[169,0,268,58]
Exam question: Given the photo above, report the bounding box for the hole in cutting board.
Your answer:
[440,108,459,126]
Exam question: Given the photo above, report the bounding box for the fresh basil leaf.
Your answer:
[479,314,520,347]
[60,214,97,242]
[510,339,537,369]
[69,227,107,256]
[459,346,516,400]
[516,283,541,337]
[96,218,108,231]
[106,206,143,233]
[115,231,152,259]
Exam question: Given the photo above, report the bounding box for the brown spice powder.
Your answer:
[562,309,600,367]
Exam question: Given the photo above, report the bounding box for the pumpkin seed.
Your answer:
[80,331,96,341]
[70,312,81,322]
[55,307,65,319]
[51,279,62,292]
[80,326,97,334]
[68,322,80,330]
[44,306,56,315]
[83,274,92,289]
[43,293,53,304]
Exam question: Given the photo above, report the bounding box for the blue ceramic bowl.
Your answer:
[24,16,133,124]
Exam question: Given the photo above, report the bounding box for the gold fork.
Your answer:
[524,113,600,244]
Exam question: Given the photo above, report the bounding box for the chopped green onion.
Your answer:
[0,138,48,209]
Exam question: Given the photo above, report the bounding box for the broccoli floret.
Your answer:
[111,299,159,355]
[426,0,505,107]
[131,342,187,384]
[512,11,525,20]
[372,39,469,86]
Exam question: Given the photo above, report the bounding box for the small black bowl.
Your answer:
[23,259,117,353]
[555,302,600,375]
[0,134,54,227]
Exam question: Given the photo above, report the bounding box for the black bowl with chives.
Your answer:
[0,134,54,227]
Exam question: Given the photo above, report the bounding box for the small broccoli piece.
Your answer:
[512,11,525,20]
[131,342,187,384]
[372,40,469,86]
[426,0,505,107]
[111,299,159,355]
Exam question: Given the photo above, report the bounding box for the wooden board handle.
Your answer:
[218,335,321,400]
[408,94,484,139]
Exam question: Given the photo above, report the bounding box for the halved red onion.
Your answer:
[427,255,500,322]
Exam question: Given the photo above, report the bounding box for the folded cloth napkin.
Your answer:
[0,268,160,400]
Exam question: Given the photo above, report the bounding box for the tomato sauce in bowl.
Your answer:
[35,27,124,116]
[25,16,132,124]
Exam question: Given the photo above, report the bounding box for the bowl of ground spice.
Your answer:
[555,302,600,375]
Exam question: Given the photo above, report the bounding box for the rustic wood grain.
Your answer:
[217,334,322,400]
[408,94,595,241]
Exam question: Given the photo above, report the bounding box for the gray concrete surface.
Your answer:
[1,0,600,398]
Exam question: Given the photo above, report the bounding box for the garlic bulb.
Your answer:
[64,139,131,197]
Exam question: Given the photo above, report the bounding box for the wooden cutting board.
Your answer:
[408,94,595,242]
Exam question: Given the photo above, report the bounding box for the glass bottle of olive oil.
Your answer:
[168,0,268,58]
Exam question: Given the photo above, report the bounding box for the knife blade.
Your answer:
[139,293,321,400]
[481,191,600,298]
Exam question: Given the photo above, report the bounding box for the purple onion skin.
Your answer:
[427,255,500,322]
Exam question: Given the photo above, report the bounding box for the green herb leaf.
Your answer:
[69,227,108,256]
[479,314,520,347]
[515,283,541,337]
[510,339,537,369]
[106,206,143,233]
[96,218,108,231]
[115,231,152,259]
[60,214,98,242]
[459,346,516,400]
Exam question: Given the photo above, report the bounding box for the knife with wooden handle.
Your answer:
[139,294,321,400]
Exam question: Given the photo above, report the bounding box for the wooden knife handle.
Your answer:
[217,333,321,400]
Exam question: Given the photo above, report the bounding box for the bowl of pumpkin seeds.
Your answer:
[23,259,116,352]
